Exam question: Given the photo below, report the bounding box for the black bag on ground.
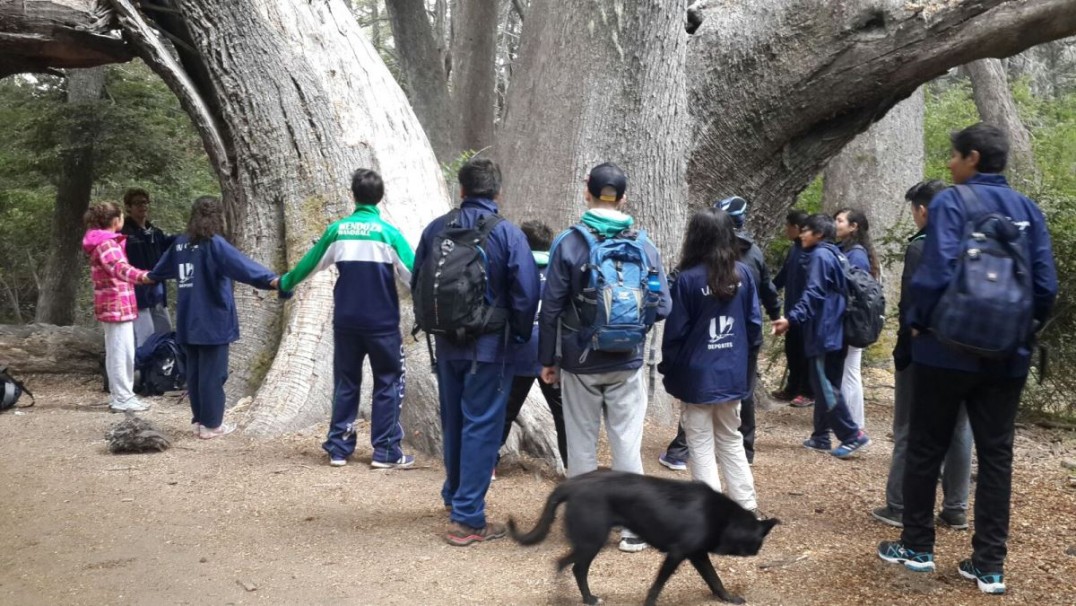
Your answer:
[135,332,186,395]
[1,366,33,411]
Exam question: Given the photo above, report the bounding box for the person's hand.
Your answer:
[772,317,790,336]
[911,328,920,337]
[540,366,559,385]
[141,274,155,285]
[270,277,280,289]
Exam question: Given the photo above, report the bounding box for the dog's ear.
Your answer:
[760,518,779,537]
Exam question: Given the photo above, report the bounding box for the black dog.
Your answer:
[508,470,778,606]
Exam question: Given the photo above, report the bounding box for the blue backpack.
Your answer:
[930,185,1034,359]
[557,225,659,357]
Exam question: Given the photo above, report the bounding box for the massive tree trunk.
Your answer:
[385,0,455,162]
[108,1,450,448]
[4,0,1076,465]
[822,89,925,296]
[966,58,1039,189]
[498,0,690,429]
[34,66,107,325]
[449,0,499,153]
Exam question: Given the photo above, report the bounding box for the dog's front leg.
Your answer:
[688,554,744,604]
[643,554,685,606]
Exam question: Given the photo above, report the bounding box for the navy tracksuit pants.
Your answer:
[809,349,860,446]
[437,359,512,529]
[184,343,229,429]
[323,329,406,463]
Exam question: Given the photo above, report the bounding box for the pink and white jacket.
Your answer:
[82,229,150,323]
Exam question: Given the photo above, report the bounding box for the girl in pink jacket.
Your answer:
[82,201,152,412]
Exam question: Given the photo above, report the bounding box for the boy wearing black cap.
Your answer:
[538,162,673,553]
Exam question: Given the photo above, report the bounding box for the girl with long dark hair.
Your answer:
[149,196,280,439]
[834,208,878,430]
[659,207,761,514]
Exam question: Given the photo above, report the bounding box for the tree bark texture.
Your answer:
[385,0,456,162]
[0,0,131,77]
[822,89,924,298]
[497,0,690,425]
[449,0,499,154]
[111,0,450,444]
[34,66,108,326]
[0,324,103,375]
[689,0,1076,242]
[966,58,1039,190]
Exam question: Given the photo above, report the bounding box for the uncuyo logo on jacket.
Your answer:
[708,316,735,350]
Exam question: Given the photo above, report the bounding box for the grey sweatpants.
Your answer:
[886,364,972,513]
[134,304,172,348]
[561,367,646,479]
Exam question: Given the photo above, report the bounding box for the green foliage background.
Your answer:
[0,61,218,324]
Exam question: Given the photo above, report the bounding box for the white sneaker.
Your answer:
[198,422,236,439]
[618,536,648,552]
[191,422,201,435]
[329,458,347,467]
[110,400,150,413]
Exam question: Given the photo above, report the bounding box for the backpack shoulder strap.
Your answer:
[571,223,600,248]
[954,184,988,222]
[474,212,504,243]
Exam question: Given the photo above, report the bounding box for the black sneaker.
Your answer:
[871,506,903,528]
[937,509,969,530]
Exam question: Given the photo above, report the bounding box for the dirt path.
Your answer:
[1,370,1074,605]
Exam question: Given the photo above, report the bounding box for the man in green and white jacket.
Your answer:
[279,169,415,468]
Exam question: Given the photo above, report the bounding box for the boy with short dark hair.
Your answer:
[772,214,869,459]
[412,158,540,546]
[877,124,1057,595]
[772,209,813,407]
[871,180,973,531]
[122,187,176,347]
[498,220,568,472]
[279,168,416,469]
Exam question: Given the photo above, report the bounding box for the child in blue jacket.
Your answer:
[149,196,279,439]
[772,213,870,459]
[660,207,761,514]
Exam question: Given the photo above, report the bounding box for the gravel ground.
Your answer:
[1,369,1073,605]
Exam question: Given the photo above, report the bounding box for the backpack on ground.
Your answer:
[1,366,33,411]
[838,249,886,349]
[413,210,507,346]
[930,185,1034,359]
[135,332,186,395]
[559,224,659,356]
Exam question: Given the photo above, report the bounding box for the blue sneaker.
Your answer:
[802,437,831,452]
[958,559,1005,594]
[658,453,688,471]
[877,540,935,572]
[371,454,415,469]
[832,432,871,459]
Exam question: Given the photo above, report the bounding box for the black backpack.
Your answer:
[838,249,886,349]
[135,332,186,395]
[1,367,33,411]
[413,210,507,345]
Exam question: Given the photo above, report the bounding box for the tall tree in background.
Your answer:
[966,58,1040,189]
[448,0,499,153]
[34,67,106,325]
[822,90,925,295]
[385,0,455,161]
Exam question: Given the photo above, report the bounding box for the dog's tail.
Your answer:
[507,482,572,546]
